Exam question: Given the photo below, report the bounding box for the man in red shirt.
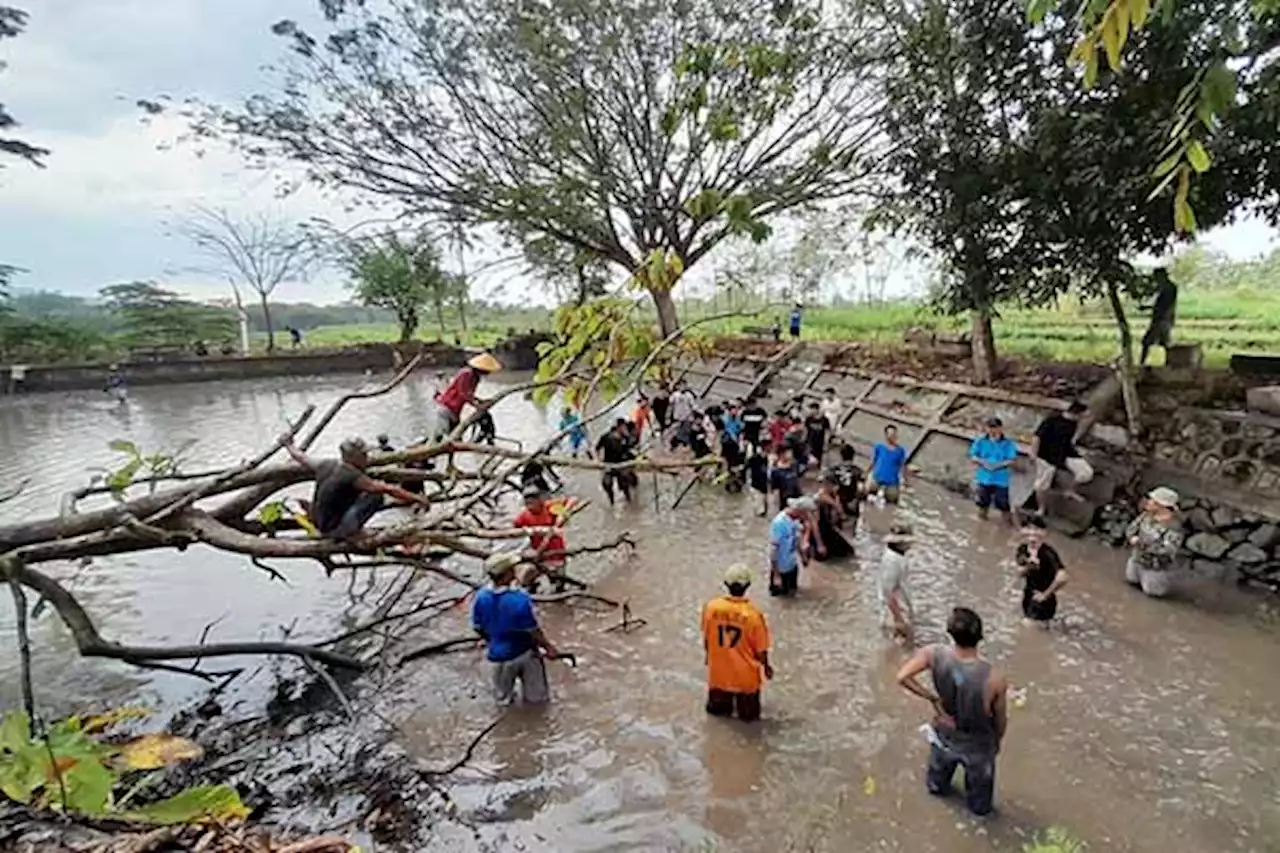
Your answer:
[432,352,502,440]
[513,484,568,590]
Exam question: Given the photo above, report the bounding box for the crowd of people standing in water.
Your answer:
[270,351,1191,820]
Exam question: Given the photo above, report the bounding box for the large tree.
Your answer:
[877,0,1061,384]
[100,282,238,350]
[195,0,884,336]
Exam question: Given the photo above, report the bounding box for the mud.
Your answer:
[1,374,1278,852]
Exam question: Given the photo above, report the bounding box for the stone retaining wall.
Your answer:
[3,342,471,395]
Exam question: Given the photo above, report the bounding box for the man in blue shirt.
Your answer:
[769,495,815,597]
[789,302,803,339]
[471,552,564,705]
[969,416,1019,524]
[869,424,909,505]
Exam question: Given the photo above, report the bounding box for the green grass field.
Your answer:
[255,286,1280,369]
[702,286,1280,367]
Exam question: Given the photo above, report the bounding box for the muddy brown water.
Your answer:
[1,374,1277,852]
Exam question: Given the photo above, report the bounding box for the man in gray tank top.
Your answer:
[895,607,1008,816]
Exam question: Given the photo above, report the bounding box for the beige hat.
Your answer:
[468,352,503,373]
[484,551,522,577]
[1147,486,1180,509]
[787,495,818,512]
[722,563,754,587]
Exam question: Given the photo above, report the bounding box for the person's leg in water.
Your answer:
[926,743,961,798]
[706,688,734,717]
[959,753,996,816]
[887,587,913,642]
[617,470,635,503]
[601,471,616,506]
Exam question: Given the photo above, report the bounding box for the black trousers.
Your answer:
[706,689,761,722]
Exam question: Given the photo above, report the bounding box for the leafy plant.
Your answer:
[95,439,198,496]
[0,708,248,825]
[1024,826,1088,853]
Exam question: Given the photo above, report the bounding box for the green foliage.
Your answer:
[0,708,247,824]
[100,282,237,351]
[96,439,197,496]
[533,299,664,407]
[200,0,883,336]
[346,231,460,341]
[1024,826,1087,853]
[0,6,50,166]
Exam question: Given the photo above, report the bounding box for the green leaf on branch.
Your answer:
[108,439,138,455]
[0,711,31,753]
[1152,148,1182,177]
[1026,0,1056,24]
[1185,140,1211,173]
[61,759,114,814]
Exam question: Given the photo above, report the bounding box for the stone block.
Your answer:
[1185,532,1231,559]
[1186,508,1215,533]
[1192,559,1230,583]
[1246,385,1280,416]
[1226,542,1268,564]
[1210,506,1238,529]
[1248,523,1280,551]
[1224,527,1252,544]
[1043,493,1098,536]
[1166,343,1203,370]
[1088,424,1129,450]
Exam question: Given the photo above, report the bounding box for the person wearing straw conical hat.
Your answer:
[1124,486,1185,598]
[432,351,502,440]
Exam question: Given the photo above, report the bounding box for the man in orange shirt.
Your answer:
[701,564,774,722]
[513,485,567,590]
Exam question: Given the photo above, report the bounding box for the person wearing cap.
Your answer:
[879,524,916,641]
[1124,486,1185,597]
[1030,401,1094,512]
[1015,515,1069,624]
[513,484,568,589]
[432,352,502,440]
[969,416,1019,524]
[471,552,564,705]
[701,564,774,721]
[769,495,815,597]
[282,435,429,541]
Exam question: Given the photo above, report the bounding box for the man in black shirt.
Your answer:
[768,445,803,513]
[803,401,830,465]
[740,397,768,452]
[284,437,428,541]
[1030,401,1094,513]
[1015,515,1069,623]
[824,444,864,532]
[596,418,637,505]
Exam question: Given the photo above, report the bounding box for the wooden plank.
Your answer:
[813,365,1068,412]
[906,391,961,464]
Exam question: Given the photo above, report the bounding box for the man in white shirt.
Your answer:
[670,383,696,424]
[820,387,843,431]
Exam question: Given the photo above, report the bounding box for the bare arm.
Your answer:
[1044,568,1069,597]
[281,439,312,469]
[989,673,1009,747]
[532,627,560,659]
[356,475,429,506]
[757,649,774,680]
[895,647,941,708]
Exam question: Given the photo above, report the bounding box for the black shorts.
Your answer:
[769,569,799,597]
[1022,592,1058,621]
[706,688,761,722]
[975,484,1010,512]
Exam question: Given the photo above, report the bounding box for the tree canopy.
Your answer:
[194,0,885,335]
[99,282,237,351]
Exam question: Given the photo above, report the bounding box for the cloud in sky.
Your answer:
[0,0,1275,307]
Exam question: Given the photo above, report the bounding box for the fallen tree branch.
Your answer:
[301,353,426,451]
[421,716,503,777]
[398,636,482,664]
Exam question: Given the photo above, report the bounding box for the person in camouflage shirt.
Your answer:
[1124,487,1185,598]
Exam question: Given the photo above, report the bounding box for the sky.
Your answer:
[0,0,1276,308]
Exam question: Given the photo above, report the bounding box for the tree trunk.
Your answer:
[435,300,447,336]
[398,308,417,343]
[1105,282,1143,438]
[651,288,680,338]
[261,294,275,352]
[970,308,996,385]
[457,294,468,332]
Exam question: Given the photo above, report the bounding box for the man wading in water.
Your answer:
[432,352,502,439]
[596,418,638,505]
[471,552,565,706]
[701,564,773,722]
[896,607,1008,817]
[284,436,429,541]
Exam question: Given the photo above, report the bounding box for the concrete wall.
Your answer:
[4,343,469,395]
